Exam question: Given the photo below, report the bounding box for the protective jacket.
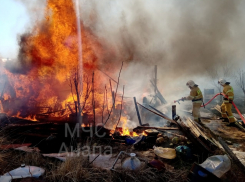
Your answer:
[221,84,235,123]
[187,86,203,103]
[222,84,234,103]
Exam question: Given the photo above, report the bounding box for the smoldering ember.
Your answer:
[1,0,245,182]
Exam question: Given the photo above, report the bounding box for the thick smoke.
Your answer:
[6,0,245,125]
[73,0,245,102]
[78,0,245,78]
[14,0,245,112]
[15,0,245,77]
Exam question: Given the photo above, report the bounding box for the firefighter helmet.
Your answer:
[218,79,226,86]
[186,80,195,87]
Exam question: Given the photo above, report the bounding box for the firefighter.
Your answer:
[182,80,203,122]
[218,79,236,126]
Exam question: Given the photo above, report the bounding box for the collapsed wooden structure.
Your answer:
[0,64,219,155]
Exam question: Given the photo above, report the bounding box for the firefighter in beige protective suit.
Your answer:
[218,79,236,127]
[183,80,203,122]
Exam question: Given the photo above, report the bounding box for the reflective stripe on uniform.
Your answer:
[228,96,233,99]
[197,89,202,95]
[226,88,233,94]
[224,100,229,103]
[228,116,234,118]
[193,101,202,103]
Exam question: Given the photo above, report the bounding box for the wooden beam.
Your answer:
[133,126,179,131]
[134,97,143,126]
[138,102,177,124]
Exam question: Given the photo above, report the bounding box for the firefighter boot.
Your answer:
[222,118,229,123]
[226,122,236,127]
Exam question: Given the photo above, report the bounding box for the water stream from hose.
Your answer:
[74,0,83,123]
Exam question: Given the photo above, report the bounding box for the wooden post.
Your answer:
[112,91,115,109]
[172,105,176,120]
[73,70,81,126]
[133,97,142,126]
[218,137,245,174]
[155,65,157,96]
[101,85,106,124]
[109,79,115,109]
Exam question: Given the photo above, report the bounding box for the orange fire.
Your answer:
[0,0,120,121]
[111,116,147,137]
[26,0,104,80]
[13,111,37,122]
[120,128,143,137]
[81,123,89,127]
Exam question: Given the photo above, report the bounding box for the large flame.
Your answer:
[0,0,132,134]
[25,0,103,81]
[0,0,110,118]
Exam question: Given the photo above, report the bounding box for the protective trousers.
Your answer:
[192,103,202,122]
[221,102,235,123]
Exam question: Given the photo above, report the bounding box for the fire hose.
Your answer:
[201,93,245,124]
[175,93,245,125]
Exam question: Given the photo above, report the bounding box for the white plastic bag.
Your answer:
[122,153,141,170]
[0,165,45,182]
[200,155,231,178]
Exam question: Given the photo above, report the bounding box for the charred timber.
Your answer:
[218,137,245,174]
[4,122,54,128]
[39,109,66,115]
[138,102,177,125]
[133,97,143,126]
[133,126,178,132]
[67,104,74,114]
[150,80,167,104]
[176,118,213,153]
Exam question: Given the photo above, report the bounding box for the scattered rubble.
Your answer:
[0,165,45,182]
[1,71,245,182]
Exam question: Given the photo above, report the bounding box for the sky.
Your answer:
[0,0,30,59]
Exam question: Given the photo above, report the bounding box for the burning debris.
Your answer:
[1,0,245,182]
[0,0,120,123]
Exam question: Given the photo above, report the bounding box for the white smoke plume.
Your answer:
[13,0,245,125]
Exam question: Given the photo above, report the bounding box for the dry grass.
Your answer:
[0,135,10,167]
[46,156,110,182]
[45,155,189,182]
[111,168,189,182]
[0,150,61,175]
[0,145,190,182]
[0,135,190,182]
[0,136,6,163]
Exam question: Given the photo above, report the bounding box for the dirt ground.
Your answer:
[1,106,245,182]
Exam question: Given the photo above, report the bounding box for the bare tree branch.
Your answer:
[101,85,106,124]
[234,69,245,105]
[113,85,125,133]
[95,61,124,135]
[205,62,233,104]
[81,75,92,112]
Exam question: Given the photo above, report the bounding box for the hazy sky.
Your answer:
[0,0,30,59]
